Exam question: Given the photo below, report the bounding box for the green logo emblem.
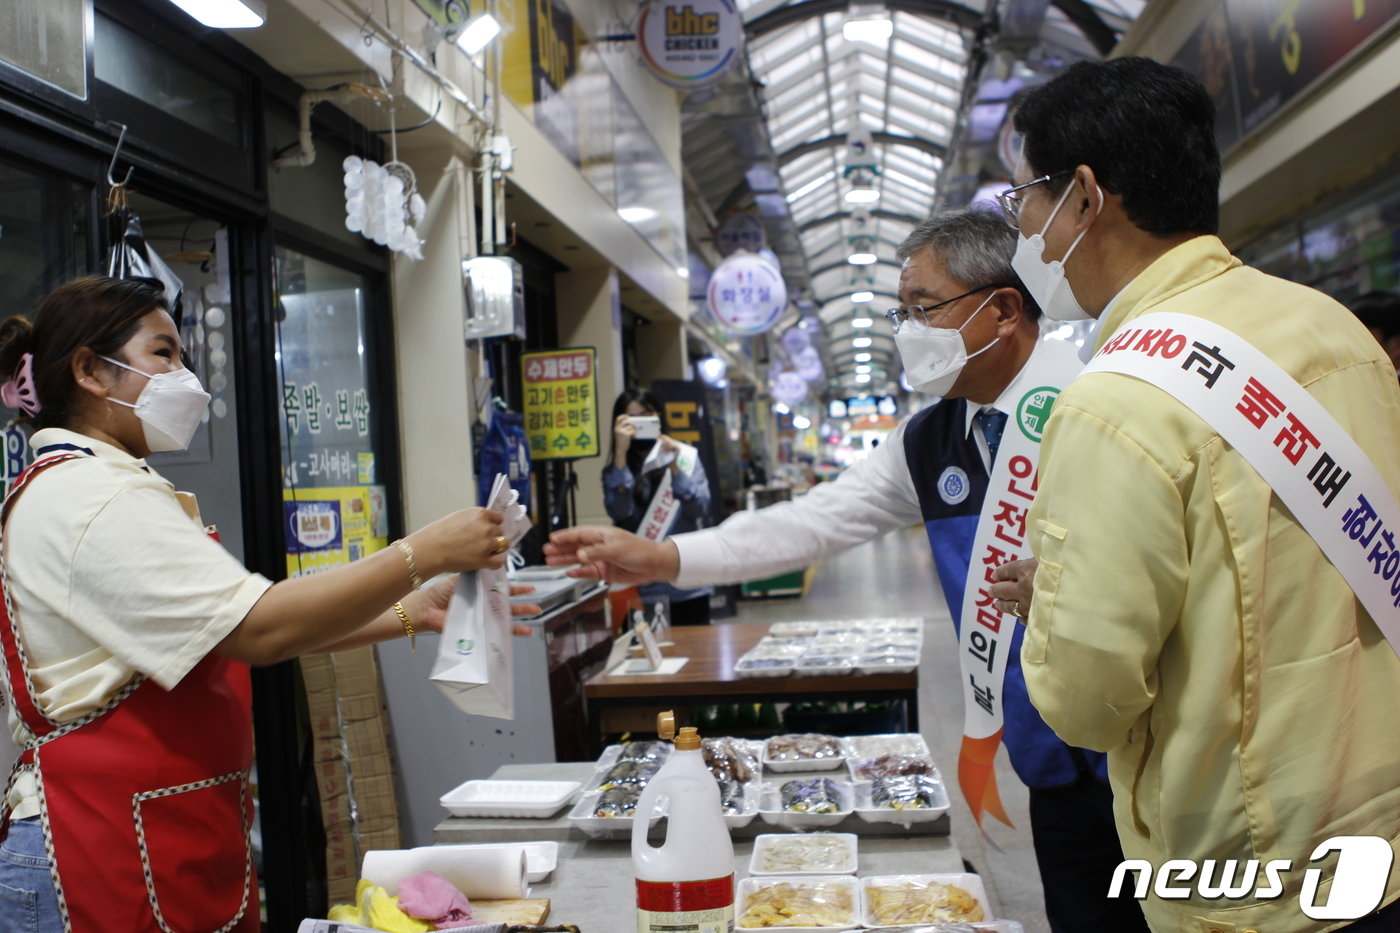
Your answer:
[455,638,475,655]
[1017,386,1060,442]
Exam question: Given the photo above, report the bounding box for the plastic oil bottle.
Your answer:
[632,711,735,933]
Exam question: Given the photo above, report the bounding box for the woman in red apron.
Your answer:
[0,277,523,932]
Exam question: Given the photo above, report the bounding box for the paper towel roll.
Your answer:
[361,844,527,898]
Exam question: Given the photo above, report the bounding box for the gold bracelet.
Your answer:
[393,601,416,653]
[393,538,422,590]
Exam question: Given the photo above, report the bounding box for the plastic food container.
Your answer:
[856,651,920,675]
[438,779,580,818]
[735,875,862,931]
[763,734,847,772]
[736,656,799,678]
[845,734,936,781]
[759,779,854,829]
[860,873,991,928]
[566,789,666,838]
[749,833,858,876]
[794,655,857,677]
[769,621,821,636]
[852,778,950,825]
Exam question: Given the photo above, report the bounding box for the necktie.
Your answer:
[975,408,1008,466]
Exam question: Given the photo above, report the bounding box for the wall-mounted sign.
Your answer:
[707,251,787,335]
[522,347,600,460]
[636,0,743,89]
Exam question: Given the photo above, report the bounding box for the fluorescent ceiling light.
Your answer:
[792,415,813,429]
[852,336,873,348]
[618,206,656,223]
[855,364,872,374]
[851,316,874,328]
[165,0,266,27]
[697,357,728,384]
[850,291,875,303]
[844,187,881,204]
[786,170,835,204]
[855,373,872,383]
[854,352,872,362]
[843,17,893,43]
[774,402,791,414]
[848,252,878,265]
[457,13,502,54]
[676,266,690,280]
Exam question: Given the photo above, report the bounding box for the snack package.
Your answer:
[780,778,844,814]
[870,775,944,810]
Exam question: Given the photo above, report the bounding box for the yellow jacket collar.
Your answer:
[1093,235,1243,352]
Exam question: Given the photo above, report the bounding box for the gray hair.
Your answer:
[896,207,1040,319]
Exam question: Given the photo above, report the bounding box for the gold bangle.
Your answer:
[393,601,416,653]
[393,538,422,590]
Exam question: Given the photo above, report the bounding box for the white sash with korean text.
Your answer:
[1085,311,1400,654]
[636,442,700,542]
[957,341,1084,829]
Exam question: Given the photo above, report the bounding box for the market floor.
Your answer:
[732,524,1051,933]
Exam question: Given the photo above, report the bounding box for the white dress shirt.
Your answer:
[673,338,1074,588]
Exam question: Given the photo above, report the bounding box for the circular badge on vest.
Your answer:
[1016,385,1061,442]
[938,465,971,505]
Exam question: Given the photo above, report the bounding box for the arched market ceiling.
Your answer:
[730,0,1147,396]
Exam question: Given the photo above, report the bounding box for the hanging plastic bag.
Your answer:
[431,474,531,720]
[106,208,186,325]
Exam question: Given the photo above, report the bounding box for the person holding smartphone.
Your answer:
[604,388,713,625]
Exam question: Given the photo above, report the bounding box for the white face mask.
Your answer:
[1011,180,1101,321]
[894,292,997,396]
[101,355,210,452]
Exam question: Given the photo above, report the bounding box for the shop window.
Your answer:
[0,156,92,491]
[93,12,240,147]
[274,247,392,577]
[0,0,89,101]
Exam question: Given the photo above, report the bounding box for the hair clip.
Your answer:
[0,353,40,416]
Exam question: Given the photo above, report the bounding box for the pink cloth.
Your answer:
[395,870,478,929]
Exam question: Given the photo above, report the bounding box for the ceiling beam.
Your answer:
[798,208,923,233]
[746,0,983,40]
[1051,0,1118,57]
[810,257,902,278]
[778,131,947,168]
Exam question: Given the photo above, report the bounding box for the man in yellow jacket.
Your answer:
[989,57,1400,932]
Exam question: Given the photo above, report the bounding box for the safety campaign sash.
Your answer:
[636,441,700,542]
[1083,311,1400,655]
[958,343,1084,830]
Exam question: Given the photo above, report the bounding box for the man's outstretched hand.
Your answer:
[544,526,681,586]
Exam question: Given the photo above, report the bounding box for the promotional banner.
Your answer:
[957,348,1080,829]
[284,485,390,577]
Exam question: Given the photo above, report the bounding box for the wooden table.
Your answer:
[583,622,919,752]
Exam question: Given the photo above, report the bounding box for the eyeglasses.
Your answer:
[996,170,1072,229]
[885,284,1007,334]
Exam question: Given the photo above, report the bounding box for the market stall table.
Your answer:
[435,763,963,931]
[582,621,920,754]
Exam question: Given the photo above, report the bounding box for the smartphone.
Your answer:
[630,415,661,439]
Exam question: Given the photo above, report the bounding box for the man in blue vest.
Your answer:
[546,207,1147,932]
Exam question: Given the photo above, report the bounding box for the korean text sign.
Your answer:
[523,347,600,460]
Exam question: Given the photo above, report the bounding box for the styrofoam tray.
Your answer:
[736,875,862,932]
[567,789,666,838]
[749,833,858,876]
[439,841,559,882]
[764,735,847,772]
[852,779,950,825]
[438,779,580,818]
[854,923,1023,933]
[844,734,936,782]
[770,621,822,636]
[859,873,991,928]
[794,656,857,677]
[736,656,799,678]
[759,779,854,829]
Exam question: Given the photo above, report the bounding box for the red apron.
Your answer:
[0,452,259,933]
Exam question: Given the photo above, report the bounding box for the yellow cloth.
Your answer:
[328,879,434,932]
[1024,236,1400,932]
